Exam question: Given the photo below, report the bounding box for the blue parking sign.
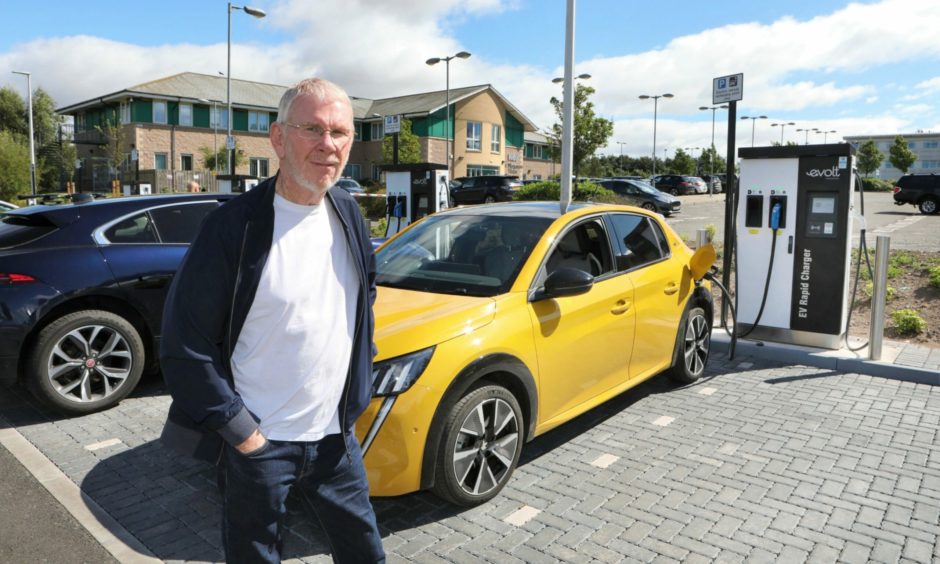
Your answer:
[718,78,727,89]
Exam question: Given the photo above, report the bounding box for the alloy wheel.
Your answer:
[451,397,520,497]
[47,324,133,404]
[682,312,710,378]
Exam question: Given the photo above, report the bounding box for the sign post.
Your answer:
[384,115,402,165]
[713,73,743,327]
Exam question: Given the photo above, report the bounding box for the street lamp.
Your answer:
[426,51,471,180]
[552,73,591,84]
[770,121,796,144]
[616,141,627,173]
[699,104,728,192]
[227,3,266,178]
[12,71,36,195]
[638,93,673,176]
[740,115,768,147]
[796,127,818,145]
[818,129,837,143]
[684,147,701,174]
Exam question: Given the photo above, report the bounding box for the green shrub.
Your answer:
[358,196,387,220]
[891,309,926,335]
[370,217,387,238]
[860,177,895,192]
[929,265,940,289]
[704,223,717,242]
[889,251,915,268]
[514,181,616,203]
[863,281,896,301]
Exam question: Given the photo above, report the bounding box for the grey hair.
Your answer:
[276,78,351,123]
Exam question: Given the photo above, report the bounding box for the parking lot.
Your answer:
[2,349,938,563]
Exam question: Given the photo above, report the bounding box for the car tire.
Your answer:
[669,188,679,196]
[666,306,710,384]
[641,202,657,212]
[484,195,496,204]
[432,383,524,506]
[26,310,145,415]
[918,196,938,215]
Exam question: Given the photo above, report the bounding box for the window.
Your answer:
[149,203,220,244]
[355,122,362,141]
[180,154,193,171]
[179,103,193,127]
[372,164,383,181]
[467,165,499,177]
[908,142,916,149]
[153,101,167,124]
[924,141,939,149]
[371,122,383,140]
[544,220,613,279]
[154,153,168,170]
[248,111,269,132]
[104,213,158,244]
[210,107,228,129]
[249,158,269,178]
[466,121,482,151]
[120,102,131,124]
[491,124,501,153]
[343,163,361,179]
[609,214,668,271]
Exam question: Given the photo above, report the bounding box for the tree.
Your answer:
[856,140,884,177]
[0,87,28,137]
[96,121,127,183]
[670,149,696,175]
[698,146,727,177]
[0,130,30,201]
[199,145,245,172]
[382,118,421,164]
[888,135,917,174]
[549,84,614,175]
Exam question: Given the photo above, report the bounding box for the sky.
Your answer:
[1,0,938,160]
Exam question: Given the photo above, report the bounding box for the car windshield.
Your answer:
[629,181,660,195]
[376,213,552,297]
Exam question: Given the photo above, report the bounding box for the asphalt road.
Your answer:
[665,191,939,251]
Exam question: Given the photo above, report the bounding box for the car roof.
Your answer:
[436,200,641,220]
[8,193,234,216]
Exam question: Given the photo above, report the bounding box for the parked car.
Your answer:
[0,193,235,414]
[450,175,522,204]
[650,175,708,196]
[0,200,18,213]
[700,174,724,194]
[598,179,681,216]
[335,177,365,194]
[893,174,939,214]
[361,201,714,506]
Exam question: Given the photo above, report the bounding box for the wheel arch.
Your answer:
[419,353,537,491]
[669,285,714,369]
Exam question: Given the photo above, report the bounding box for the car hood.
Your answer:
[374,286,496,360]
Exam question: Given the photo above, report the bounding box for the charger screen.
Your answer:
[811,196,835,214]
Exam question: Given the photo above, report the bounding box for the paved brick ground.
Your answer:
[1,352,938,563]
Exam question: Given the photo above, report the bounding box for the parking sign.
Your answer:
[713,73,743,104]
[384,115,401,134]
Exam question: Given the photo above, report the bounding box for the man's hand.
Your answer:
[235,429,266,454]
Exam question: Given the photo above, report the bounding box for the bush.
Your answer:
[891,309,926,335]
[863,281,896,301]
[358,196,387,220]
[929,265,940,289]
[860,177,894,192]
[889,251,915,268]
[514,181,616,203]
[704,223,717,242]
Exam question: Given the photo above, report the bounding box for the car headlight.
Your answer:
[371,346,435,397]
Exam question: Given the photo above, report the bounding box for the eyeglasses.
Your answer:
[282,122,352,144]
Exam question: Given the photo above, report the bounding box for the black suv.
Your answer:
[450,175,522,204]
[893,174,939,214]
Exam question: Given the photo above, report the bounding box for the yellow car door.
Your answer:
[528,218,636,428]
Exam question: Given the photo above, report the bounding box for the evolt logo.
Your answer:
[805,166,841,178]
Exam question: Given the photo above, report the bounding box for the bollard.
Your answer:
[869,235,890,360]
[696,229,709,249]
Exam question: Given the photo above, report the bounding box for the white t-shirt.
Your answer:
[231,193,360,441]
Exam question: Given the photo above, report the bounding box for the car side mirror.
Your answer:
[532,267,594,301]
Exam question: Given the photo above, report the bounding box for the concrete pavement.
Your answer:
[1,338,937,563]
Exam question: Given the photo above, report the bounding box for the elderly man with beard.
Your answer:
[160,78,384,563]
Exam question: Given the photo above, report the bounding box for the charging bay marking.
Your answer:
[653,416,675,427]
[504,506,540,526]
[591,454,620,468]
[699,387,717,396]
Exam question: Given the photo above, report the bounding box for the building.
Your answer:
[523,131,557,181]
[844,132,940,180]
[58,72,552,192]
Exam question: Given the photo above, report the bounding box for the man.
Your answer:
[160,78,383,563]
[187,180,201,192]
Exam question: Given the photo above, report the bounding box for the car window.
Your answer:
[461,178,476,189]
[149,202,220,244]
[376,213,551,296]
[608,213,668,271]
[544,219,614,279]
[104,212,158,244]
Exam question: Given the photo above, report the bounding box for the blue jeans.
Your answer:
[217,431,385,563]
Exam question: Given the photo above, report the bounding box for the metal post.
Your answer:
[559,0,575,215]
[12,71,36,195]
[445,59,451,179]
[720,101,737,326]
[226,3,234,178]
[869,236,890,360]
[652,97,659,177]
[696,229,709,249]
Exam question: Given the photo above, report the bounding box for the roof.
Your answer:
[57,73,540,131]
[525,131,553,144]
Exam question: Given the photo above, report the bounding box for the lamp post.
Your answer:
[771,121,795,144]
[616,141,627,174]
[684,147,701,175]
[699,104,727,192]
[227,3,266,179]
[426,51,471,180]
[12,71,36,195]
[796,127,818,145]
[740,115,767,147]
[818,129,837,143]
[638,93,673,176]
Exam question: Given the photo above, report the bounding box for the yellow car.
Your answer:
[359,201,714,506]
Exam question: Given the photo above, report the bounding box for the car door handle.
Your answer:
[611,299,632,315]
[664,282,679,295]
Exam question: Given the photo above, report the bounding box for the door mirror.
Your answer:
[533,267,594,301]
[689,243,716,281]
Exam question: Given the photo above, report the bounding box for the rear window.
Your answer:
[0,214,58,249]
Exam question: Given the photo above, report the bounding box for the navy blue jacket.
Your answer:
[160,175,377,462]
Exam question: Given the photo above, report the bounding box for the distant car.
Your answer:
[450,175,522,204]
[0,193,235,414]
[893,174,939,215]
[0,200,18,214]
[650,175,708,196]
[335,178,365,194]
[610,176,644,181]
[598,179,681,216]
[700,175,724,194]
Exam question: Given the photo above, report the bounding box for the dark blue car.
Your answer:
[0,193,234,414]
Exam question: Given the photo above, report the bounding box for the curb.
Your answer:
[710,332,940,386]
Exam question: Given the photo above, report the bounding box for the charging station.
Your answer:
[382,163,450,237]
[735,144,857,349]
